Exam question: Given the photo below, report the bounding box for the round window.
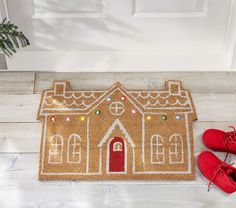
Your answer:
[109,101,125,115]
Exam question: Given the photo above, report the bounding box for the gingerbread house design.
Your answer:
[37,80,197,180]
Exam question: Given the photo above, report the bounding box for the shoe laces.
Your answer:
[207,155,235,192]
[224,126,236,150]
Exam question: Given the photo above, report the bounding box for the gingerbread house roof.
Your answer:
[37,80,197,118]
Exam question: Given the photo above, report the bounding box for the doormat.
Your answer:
[37,80,197,180]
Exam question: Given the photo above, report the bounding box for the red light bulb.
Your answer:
[121,96,126,101]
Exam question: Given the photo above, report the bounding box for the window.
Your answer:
[169,134,183,163]
[150,134,165,164]
[109,101,125,115]
[48,135,63,164]
[67,134,81,163]
[113,142,122,151]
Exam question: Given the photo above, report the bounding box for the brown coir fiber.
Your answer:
[37,80,197,180]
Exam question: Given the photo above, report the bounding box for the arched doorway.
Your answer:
[108,137,126,173]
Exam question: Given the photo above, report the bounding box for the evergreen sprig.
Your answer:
[0,18,30,56]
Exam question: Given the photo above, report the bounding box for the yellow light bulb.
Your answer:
[147,116,151,120]
[80,116,85,121]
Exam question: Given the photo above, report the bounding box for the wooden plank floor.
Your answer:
[0,72,236,208]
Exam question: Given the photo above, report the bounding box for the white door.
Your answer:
[0,0,236,71]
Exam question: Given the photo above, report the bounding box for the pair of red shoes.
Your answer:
[198,126,236,193]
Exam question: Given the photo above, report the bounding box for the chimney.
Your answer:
[167,81,182,95]
[53,81,70,96]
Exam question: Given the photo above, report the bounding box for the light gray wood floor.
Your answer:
[0,72,236,208]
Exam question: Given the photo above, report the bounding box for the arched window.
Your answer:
[150,134,165,164]
[169,134,183,163]
[67,134,81,163]
[48,135,63,164]
[113,142,122,151]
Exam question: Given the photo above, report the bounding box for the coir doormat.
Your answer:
[37,80,197,180]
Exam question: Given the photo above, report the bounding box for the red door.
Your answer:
[109,137,125,172]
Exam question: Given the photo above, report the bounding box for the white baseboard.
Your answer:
[6,50,234,72]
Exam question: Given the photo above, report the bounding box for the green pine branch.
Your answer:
[0,18,30,56]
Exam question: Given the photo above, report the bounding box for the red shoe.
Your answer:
[198,151,236,193]
[202,126,236,154]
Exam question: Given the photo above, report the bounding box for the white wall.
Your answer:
[232,43,236,68]
[0,0,7,69]
[0,0,236,71]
